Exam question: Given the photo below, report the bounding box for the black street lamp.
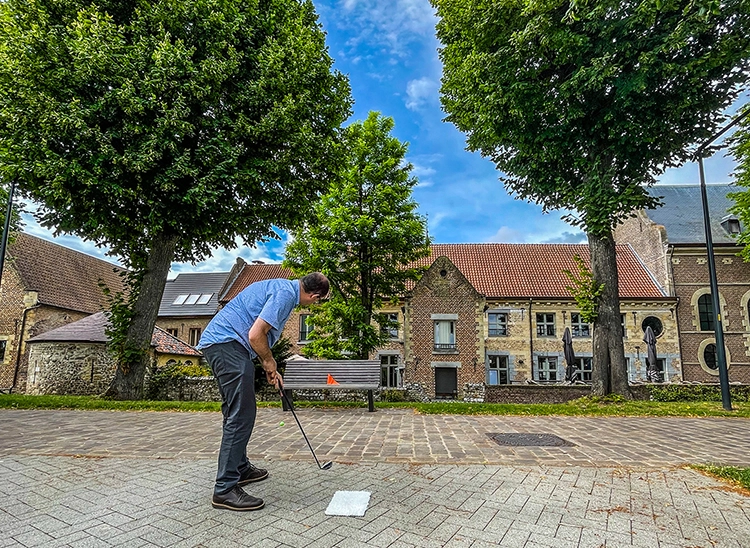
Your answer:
[0,179,16,290]
[693,106,750,411]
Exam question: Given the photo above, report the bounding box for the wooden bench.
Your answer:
[281,359,381,412]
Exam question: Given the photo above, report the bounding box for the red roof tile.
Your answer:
[220,244,664,301]
[221,263,294,303]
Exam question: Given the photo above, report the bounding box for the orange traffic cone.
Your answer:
[326,374,340,385]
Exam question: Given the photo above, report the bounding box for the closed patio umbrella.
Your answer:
[643,325,660,382]
[562,327,578,383]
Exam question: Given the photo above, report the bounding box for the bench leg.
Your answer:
[282,389,294,412]
[367,390,374,412]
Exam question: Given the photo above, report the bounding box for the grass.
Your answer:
[691,465,750,491]
[1,393,750,417]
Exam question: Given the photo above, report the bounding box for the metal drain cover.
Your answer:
[487,433,575,447]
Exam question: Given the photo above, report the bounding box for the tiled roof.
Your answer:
[28,312,202,357]
[219,244,665,301]
[158,272,230,317]
[151,326,202,356]
[645,184,739,244]
[419,244,665,298]
[220,263,294,303]
[7,233,127,314]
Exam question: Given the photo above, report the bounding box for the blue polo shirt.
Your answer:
[196,278,300,357]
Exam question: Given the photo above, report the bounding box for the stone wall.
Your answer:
[26,342,115,395]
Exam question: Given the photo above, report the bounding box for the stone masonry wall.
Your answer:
[614,213,671,293]
[0,262,27,389]
[26,342,115,395]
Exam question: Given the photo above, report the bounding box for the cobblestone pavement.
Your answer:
[0,408,748,547]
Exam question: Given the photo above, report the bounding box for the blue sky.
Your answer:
[18,0,744,276]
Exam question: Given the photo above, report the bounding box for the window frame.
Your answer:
[698,294,715,331]
[536,313,556,337]
[434,320,457,352]
[536,356,558,382]
[570,313,590,338]
[488,312,508,337]
[299,314,313,342]
[380,354,402,388]
[486,354,509,385]
[188,327,202,347]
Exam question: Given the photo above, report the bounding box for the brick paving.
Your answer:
[0,407,748,547]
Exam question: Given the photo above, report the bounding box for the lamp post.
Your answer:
[693,107,750,411]
[0,179,16,291]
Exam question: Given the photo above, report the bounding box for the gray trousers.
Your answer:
[202,340,257,495]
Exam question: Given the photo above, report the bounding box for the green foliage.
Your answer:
[100,270,143,375]
[563,255,604,323]
[0,181,23,240]
[284,111,430,359]
[729,105,750,261]
[649,384,750,403]
[379,389,410,403]
[433,0,750,235]
[146,359,212,400]
[0,0,351,395]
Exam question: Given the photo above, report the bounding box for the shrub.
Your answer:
[648,384,750,403]
[380,389,409,403]
[146,360,212,400]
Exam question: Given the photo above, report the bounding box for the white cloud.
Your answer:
[486,226,526,243]
[405,77,439,111]
[333,0,437,56]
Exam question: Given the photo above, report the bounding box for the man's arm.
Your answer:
[248,318,283,388]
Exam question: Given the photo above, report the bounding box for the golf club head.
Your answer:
[321,461,333,470]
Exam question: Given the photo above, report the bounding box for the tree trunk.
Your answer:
[106,232,179,400]
[588,230,632,398]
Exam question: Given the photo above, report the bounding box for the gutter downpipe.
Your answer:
[528,298,534,379]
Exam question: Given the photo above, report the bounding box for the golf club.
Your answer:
[279,388,333,470]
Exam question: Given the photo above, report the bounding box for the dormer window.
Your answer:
[720,215,741,235]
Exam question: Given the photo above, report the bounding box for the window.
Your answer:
[486,355,509,385]
[299,314,313,341]
[698,294,714,331]
[647,358,667,382]
[380,313,399,339]
[188,328,202,347]
[196,293,212,305]
[380,354,402,388]
[536,313,555,337]
[184,294,200,305]
[641,316,663,337]
[166,328,179,338]
[488,313,508,337]
[173,294,189,305]
[704,343,718,370]
[536,356,557,382]
[571,313,590,338]
[575,357,593,383]
[434,320,456,351]
[621,314,627,338]
[0,340,6,362]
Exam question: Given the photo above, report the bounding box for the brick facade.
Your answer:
[616,211,750,384]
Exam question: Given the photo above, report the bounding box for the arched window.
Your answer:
[698,294,714,331]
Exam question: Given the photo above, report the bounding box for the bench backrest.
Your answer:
[283,360,380,388]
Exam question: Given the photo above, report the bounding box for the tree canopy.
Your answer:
[434,0,750,395]
[284,112,430,360]
[729,105,750,259]
[0,0,352,397]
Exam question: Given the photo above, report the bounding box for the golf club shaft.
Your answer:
[279,389,324,469]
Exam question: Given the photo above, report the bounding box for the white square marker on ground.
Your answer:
[325,490,371,516]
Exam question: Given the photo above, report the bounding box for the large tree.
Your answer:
[0,0,351,398]
[729,105,750,257]
[284,111,430,360]
[433,0,750,396]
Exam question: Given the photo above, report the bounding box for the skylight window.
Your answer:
[196,293,212,305]
[184,294,200,305]
[173,294,189,305]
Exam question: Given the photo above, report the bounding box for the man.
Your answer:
[196,272,329,511]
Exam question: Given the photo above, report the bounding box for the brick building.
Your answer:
[0,233,126,393]
[221,244,676,400]
[615,183,750,383]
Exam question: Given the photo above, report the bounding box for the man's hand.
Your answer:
[262,358,284,389]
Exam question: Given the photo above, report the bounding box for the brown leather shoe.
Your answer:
[238,463,269,486]
[211,486,265,511]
